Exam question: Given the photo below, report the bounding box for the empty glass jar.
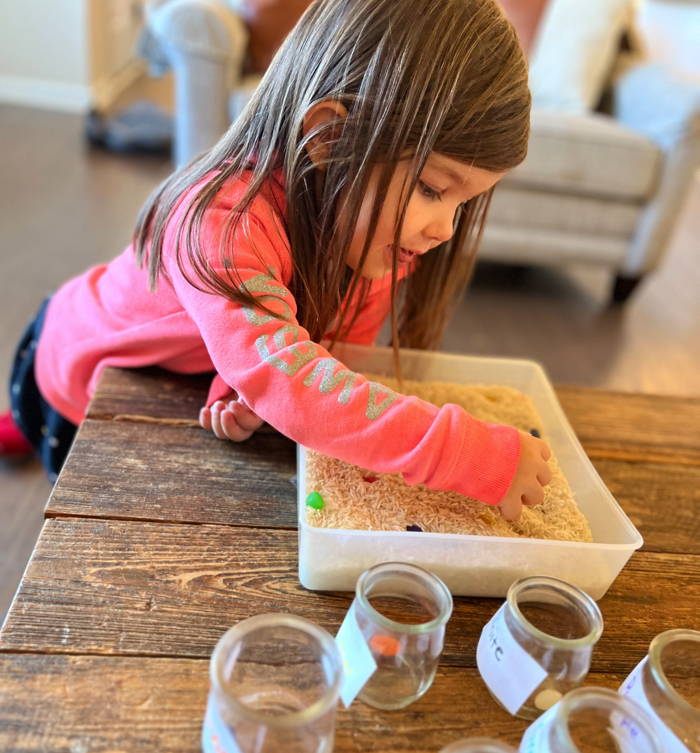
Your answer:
[203,614,343,753]
[349,561,453,710]
[519,687,663,753]
[477,575,604,720]
[619,628,700,752]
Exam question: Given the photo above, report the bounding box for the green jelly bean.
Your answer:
[306,491,325,510]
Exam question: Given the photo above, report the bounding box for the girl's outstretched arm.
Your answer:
[166,183,524,509]
[199,394,552,521]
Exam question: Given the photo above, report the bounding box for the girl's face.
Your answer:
[347,154,505,279]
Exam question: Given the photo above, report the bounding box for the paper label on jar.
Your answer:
[476,604,548,715]
[335,602,378,708]
[202,693,243,753]
[519,700,651,753]
[519,700,559,752]
[608,709,658,753]
[619,658,692,753]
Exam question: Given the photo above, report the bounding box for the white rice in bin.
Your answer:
[305,375,593,543]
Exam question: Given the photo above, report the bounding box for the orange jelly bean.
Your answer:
[369,633,402,657]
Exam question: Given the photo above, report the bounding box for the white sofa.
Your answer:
[141,0,700,302]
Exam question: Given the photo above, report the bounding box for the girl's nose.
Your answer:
[426,210,455,245]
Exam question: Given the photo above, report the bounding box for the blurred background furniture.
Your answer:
[140,0,314,166]
[486,0,700,302]
[141,0,700,302]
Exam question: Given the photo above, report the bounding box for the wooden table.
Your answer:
[1,367,700,752]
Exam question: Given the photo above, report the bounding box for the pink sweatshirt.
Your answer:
[35,171,520,505]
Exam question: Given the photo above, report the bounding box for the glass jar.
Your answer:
[519,687,663,753]
[620,629,700,752]
[203,614,343,753]
[440,738,518,752]
[350,561,453,710]
[477,576,603,720]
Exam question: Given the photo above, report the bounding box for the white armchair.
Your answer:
[481,59,700,301]
[613,62,700,283]
[140,0,700,302]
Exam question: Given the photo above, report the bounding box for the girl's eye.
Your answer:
[418,181,442,201]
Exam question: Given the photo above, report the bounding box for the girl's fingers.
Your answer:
[220,409,254,442]
[498,496,522,521]
[210,405,228,440]
[538,463,553,488]
[228,400,264,432]
[521,483,545,507]
[200,399,260,442]
[540,441,552,461]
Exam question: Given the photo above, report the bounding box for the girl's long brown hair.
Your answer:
[134,0,530,365]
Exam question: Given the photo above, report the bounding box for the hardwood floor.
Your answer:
[0,105,173,625]
[1,103,699,623]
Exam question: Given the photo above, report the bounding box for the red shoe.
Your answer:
[0,409,34,457]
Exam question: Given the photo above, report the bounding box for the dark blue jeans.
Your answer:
[10,297,77,481]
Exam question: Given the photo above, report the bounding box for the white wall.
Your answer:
[0,0,91,112]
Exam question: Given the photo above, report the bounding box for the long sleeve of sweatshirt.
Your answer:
[166,179,520,506]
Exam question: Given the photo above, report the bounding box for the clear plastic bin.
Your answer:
[297,344,643,600]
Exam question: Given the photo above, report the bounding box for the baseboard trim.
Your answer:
[0,75,91,113]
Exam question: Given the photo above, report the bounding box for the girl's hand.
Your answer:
[199,392,265,442]
[498,431,553,521]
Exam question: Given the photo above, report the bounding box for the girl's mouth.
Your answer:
[398,248,416,265]
[382,246,419,269]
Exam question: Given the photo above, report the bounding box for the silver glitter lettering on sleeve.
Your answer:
[242,296,293,326]
[240,267,292,326]
[240,268,288,298]
[243,267,399,423]
[302,358,357,405]
[256,327,318,376]
[365,382,398,420]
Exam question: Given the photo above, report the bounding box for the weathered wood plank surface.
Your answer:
[48,419,297,528]
[5,370,700,751]
[49,419,700,553]
[556,386,700,465]
[0,654,622,753]
[86,367,212,424]
[85,366,278,433]
[2,520,698,673]
[591,458,700,554]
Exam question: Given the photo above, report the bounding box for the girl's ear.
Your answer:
[302,100,348,169]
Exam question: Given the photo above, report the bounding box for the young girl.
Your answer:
[2,0,551,520]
